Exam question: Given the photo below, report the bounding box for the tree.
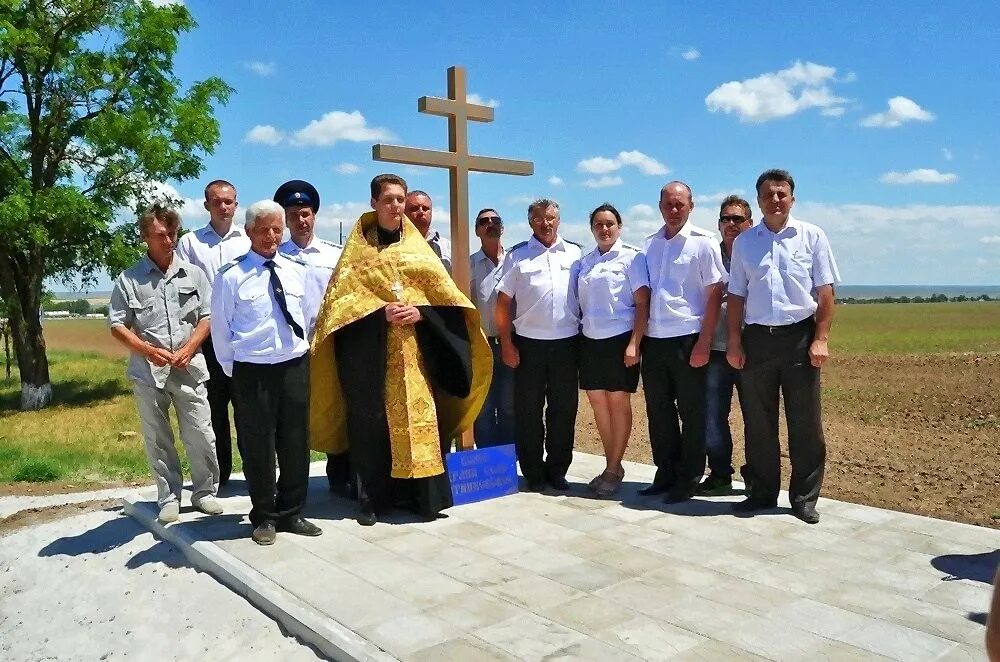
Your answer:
[0,0,231,409]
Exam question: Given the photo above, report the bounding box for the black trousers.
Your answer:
[740,317,825,508]
[640,333,707,490]
[513,334,579,484]
[203,336,239,483]
[231,355,310,526]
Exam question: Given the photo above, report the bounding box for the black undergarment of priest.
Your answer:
[309,174,491,525]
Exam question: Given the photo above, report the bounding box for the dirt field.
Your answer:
[15,308,1000,529]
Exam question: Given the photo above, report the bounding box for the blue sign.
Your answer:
[447,444,518,506]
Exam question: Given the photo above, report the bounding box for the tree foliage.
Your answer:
[0,0,231,408]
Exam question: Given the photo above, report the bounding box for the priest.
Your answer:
[309,173,491,525]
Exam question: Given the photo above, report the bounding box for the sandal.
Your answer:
[594,469,625,498]
[588,472,611,491]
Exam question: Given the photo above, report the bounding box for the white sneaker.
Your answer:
[192,495,223,515]
[158,502,180,523]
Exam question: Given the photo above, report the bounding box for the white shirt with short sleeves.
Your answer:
[470,247,505,337]
[642,222,726,339]
[426,230,452,274]
[210,251,310,376]
[577,240,649,340]
[728,215,840,326]
[279,237,342,338]
[497,235,582,340]
[176,223,252,286]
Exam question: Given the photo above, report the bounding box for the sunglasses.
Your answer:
[476,216,502,226]
[719,215,749,224]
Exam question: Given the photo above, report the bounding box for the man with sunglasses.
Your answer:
[405,190,452,274]
[727,169,840,524]
[698,195,754,496]
[470,208,514,447]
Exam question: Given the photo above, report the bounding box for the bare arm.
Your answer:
[691,282,722,368]
[726,294,746,369]
[626,286,650,367]
[809,284,835,368]
[170,318,211,369]
[110,325,173,367]
[495,292,519,368]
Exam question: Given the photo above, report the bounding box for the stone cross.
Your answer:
[372,65,533,297]
[373,66,533,451]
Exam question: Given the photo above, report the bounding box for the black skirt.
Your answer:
[580,331,641,393]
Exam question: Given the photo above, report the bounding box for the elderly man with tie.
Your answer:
[211,200,322,545]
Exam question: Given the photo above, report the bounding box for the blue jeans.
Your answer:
[474,338,515,447]
[705,350,743,477]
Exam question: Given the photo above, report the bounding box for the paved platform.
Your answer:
[123,452,997,661]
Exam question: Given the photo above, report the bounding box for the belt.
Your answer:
[747,316,814,335]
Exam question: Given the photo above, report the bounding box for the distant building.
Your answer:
[42,310,71,319]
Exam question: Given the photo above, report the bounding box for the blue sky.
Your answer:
[141,0,1000,286]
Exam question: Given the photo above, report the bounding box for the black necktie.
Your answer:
[429,238,443,259]
[263,260,304,339]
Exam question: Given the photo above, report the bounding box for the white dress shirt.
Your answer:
[728,216,840,326]
[497,235,582,340]
[279,236,343,338]
[210,251,310,376]
[426,230,452,273]
[470,247,505,337]
[176,222,251,285]
[642,222,726,339]
[577,240,649,340]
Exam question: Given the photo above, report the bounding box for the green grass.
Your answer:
[834,301,1000,355]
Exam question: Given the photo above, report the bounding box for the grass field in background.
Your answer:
[1,304,997,486]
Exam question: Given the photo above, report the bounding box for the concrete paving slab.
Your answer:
[122,451,997,661]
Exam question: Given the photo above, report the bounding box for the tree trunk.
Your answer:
[2,266,51,410]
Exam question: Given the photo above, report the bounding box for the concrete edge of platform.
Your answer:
[121,492,397,662]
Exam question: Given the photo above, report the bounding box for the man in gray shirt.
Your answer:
[109,206,222,524]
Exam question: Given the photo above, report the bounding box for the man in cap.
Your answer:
[273,179,348,495]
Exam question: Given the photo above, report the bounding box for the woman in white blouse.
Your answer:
[576,204,650,497]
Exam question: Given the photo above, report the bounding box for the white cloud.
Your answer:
[879,169,958,185]
[821,107,846,117]
[548,176,564,186]
[244,61,276,77]
[149,0,183,5]
[705,61,849,122]
[144,181,207,229]
[860,96,934,128]
[334,162,361,175]
[505,195,537,206]
[582,176,623,189]
[243,125,284,145]
[577,151,669,176]
[942,147,954,161]
[291,111,393,147]
[694,189,746,205]
[979,236,1000,245]
[467,93,499,108]
[680,48,701,61]
[314,202,373,238]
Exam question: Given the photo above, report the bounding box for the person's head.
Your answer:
[203,179,238,226]
[139,205,181,265]
[404,190,433,237]
[718,195,753,246]
[370,174,408,230]
[659,181,694,235]
[590,203,622,252]
[244,200,285,258]
[474,207,503,243]
[755,168,796,221]
[273,180,320,248]
[527,199,560,247]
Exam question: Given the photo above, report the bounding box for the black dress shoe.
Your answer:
[547,476,570,491]
[251,520,276,546]
[663,485,696,504]
[730,497,778,514]
[792,503,820,524]
[525,480,547,493]
[357,500,377,526]
[278,516,323,536]
[638,483,669,496]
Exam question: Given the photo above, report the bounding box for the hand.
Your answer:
[171,343,196,369]
[501,341,520,369]
[726,342,745,370]
[385,303,422,325]
[146,345,174,367]
[624,341,640,367]
[809,339,830,368]
[689,340,710,368]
